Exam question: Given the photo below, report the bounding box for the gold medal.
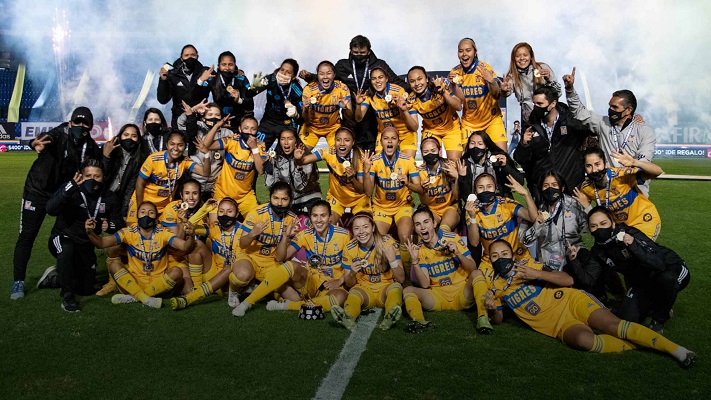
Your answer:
[180,202,189,210]
[384,95,393,103]
[214,152,221,160]
[467,194,477,202]
[268,150,276,158]
[162,63,170,71]
[452,75,462,84]
[390,172,399,180]
[540,211,550,220]
[310,96,317,104]
[616,231,626,241]
[489,155,498,163]
[226,86,233,92]
[533,69,541,78]
[342,161,351,168]
[429,176,436,185]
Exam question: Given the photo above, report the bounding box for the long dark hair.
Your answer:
[407,66,439,97]
[275,128,302,157]
[143,108,168,130]
[335,127,362,172]
[537,170,569,204]
[213,51,237,103]
[367,66,388,97]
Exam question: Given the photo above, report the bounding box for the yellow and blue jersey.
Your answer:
[409,90,460,134]
[290,224,350,280]
[214,136,266,200]
[137,151,196,212]
[237,203,298,260]
[302,80,351,136]
[206,223,242,270]
[362,83,417,142]
[417,163,457,215]
[474,197,531,262]
[114,226,178,277]
[314,148,367,206]
[450,60,501,131]
[370,151,418,212]
[417,231,471,288]
[342,235,400,287]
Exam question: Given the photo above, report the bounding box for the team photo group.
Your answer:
[10,34,696,369]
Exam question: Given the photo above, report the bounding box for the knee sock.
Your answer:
[244,263,293,305]
[440,224,451,232]
[189,263,203,287]
[384,283,403,313]
[617,320,687,360]
[344,291,364,319]
[185,282,214,305]
[287,294,338,311]
[145,273,177,296]
[114,268,149,303]
[589,334,637,353]
[229,272,250,292]
[472,275,489,318]
[404,292,425,322]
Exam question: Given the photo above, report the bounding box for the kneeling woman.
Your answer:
[402,206,484,333]
[331,212,405,331]
[233,200,351,314]
[87,201,196,308]
[486,239,695,368]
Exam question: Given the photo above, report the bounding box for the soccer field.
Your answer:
[0,152,710,400]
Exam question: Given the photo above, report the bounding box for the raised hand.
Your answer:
[298,70,312,81]
[562,67,576,89]
[181,100,193,116]
[355,89,367,105]
[566,240,580,261]
[404,240,420,262]
[362,150,374,171]
[85,218,97,233]
[193,98,209,115]
[250,220,268,238]
[456,159,467,176]
[465,200,479,218]
[184,221,195,236]
[199,65,216,82]
[611,149,636,167]
[285,220,300,238]
[380,238,399,263]
[102,136,119,157]
[72,171,86,186]
[505,174,527,195]
[478,65,494,83]
[216,114,234,128]
[294,143,306,160]
[193,136,209,154]
[572,187,590,209]
[499,76,512,92]
[33,134,52,153]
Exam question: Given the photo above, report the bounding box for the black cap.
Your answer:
[71,106,94,128]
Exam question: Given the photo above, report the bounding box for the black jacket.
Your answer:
[46,180,124,245]
[211,73,254,121]
[514,102,594,197]
[140,130,171,162]
[24,123,102,202]
[458,150,524,201]
[157,58,212,126]
[248,73,304,127]
[103,146,143,217]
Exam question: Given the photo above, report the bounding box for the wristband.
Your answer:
[467,218,477,225]
[251,148,259,154]
[389,260,400,269]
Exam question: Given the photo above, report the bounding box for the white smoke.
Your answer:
[5,0,709,143]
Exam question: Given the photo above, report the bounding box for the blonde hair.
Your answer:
[506,42,545,91]
[351,212,390,274]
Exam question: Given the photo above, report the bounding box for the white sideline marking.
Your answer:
[313,309,383,400]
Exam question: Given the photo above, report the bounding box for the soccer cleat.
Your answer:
[111,294,138,305]
[476,315,493,334]
[227,290,240,308]
[10,281,25,300]
[266,300,290,311]
[37,266,59,289]
[61,295,81,313]
[680,352,697,369]
[144,297,162,309]
[649,320,665,335]
[331,305,357,331]
[96,280,117,296]
[405,320,434,334]
[379,305,402,330]
[232,301,252,317]
[170,296,188,311]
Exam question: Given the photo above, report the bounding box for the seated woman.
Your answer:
[295,126,370,225]
[232,200,351,314]
[331,212,405,331]
[265,128,322,213]
[86,201,196,308]
[575,147,662,240]
[486,239,695,368]
[402,206,483,333]
[230,181,299,317]
[587,207,690,334]
[418,136,460,232]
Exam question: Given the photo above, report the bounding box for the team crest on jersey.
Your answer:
[516,247,525,255]
[384,121,394,128]
[617,212,629,221]
[554,290,564,299]
[491,107,498,116]
[99,203,106,213]
[496,214,503,223]
[643,213,653,222]
[525,301,541,316]
[467,100,477,110]
[621,249,631,259]
[560,126,568,136]
[333,243,339,251]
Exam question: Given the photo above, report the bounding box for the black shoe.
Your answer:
[37,266,60,289]
[405,320,434,334]
[680,352,697,369]
[649,320,665,335]
[61,296,81,313]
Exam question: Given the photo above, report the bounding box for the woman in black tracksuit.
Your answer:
[103,123,143,218]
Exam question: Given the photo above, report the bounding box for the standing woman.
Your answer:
[406,66,463,160]
[331,212,405,331]
[301,61,353,150]
[265,129,322,213]
[247,58,304,150]
[575,147,662,240]
[295,127,370,225]
[418,136,460,232]
[501,42,561,123]
[450,38,507,151]
[140,108,171,161]
[354,67,419,157]
[210,51,254,124]
[102,123,143,218]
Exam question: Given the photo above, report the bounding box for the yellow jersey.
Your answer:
[474,197,531,262]
[417,161,457,214]
[213,136,266,200]
[302,80,350,137]
[137,151,196,212]
[114,225,178,278]
[290,224,351,280]
[370,151,418,212]
[159,200,183,228]
[450,60,501,131]
[206,223,242,270]
[237,203,298,260]
[409,90,460,134]
[314,148,368,206]
[417,231,471,288]
[362,83,417,137]
[579,167,660,230]
[342,235,400,287]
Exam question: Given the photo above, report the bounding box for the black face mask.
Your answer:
[137,215,157,230]
[205,118,220,128]
[217,215,238,229]
[592,227,615,245]
[352,54,368,65]
[69,125,88,141]
[220,70,234,82]
[423,153,439,166]
[120,138,138,153]
[145,123,162,136]
[607,108,624,123]
[588,169,607,182]
[271,204,289,218]
[81,179,102,196]
[530,105,551,121]
[477,191,496,205]
[182,57,200,72]
[240,133,256,142]
[541,187,562,205]
[492,257,514,276]
[467,147,486,161]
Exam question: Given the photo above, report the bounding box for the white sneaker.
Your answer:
[144,296,162,309]
[111,294,138,305]
[232,301,252,317]
[266,300,290,311]
[227,290,240,308]
[245,281,258,294]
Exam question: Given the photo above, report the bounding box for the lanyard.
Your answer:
[545,198,566,241]
[593,170,612,208]
[139,228,155,270]
[358,242,375,267]
[611,122,635,153]
[148,136,163,154]
[382,150,398,174]
[268,205,285,242]
[164,155,179,195]
[277,81,292,103]
[80,142,87,161]
[336,149,353,164]
[426,160,442,181]
[313,226,333,264]
[501,269,518,291]
[351,60,370,92]
[544,114,559,150]
[464,58,480,74]
[221,227,237,267]
[79,192,102,221]
[219,74,235,88]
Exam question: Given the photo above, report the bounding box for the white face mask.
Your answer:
[276,71,291,85]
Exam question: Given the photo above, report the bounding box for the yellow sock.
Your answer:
[617,321,679,356]
[344,291,364,319]
[189,263,203,287]
[589,334,637,353]
[185,282,214,305]
[114,268,149,303]
[384,283,403,313]
[229,272,250,291]
[472,275,489,318]
[440,224,451,232]
[404,292,425,322]
[145,273,177,296]
[399,243,411,269]
[287,294,337,311]
[244,263,294,304]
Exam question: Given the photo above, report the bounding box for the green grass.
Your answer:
[1,152,710,400]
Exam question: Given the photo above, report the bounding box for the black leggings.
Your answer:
[616,264,690,324]
[13,197,48,281]
[48,235,97,297]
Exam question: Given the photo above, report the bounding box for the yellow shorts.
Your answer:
[428,204,458,220]
[424,128,463,153]
[167,253,187,269]
[326,193,371,216]
[130,272,169,293]
[531,289,605,339]
[375,131,417,152]
[300,125,338,149]
[202,263,222,282]
[462,117,507,145]
[213,190,258,219]
[428,280,474,311]
[374,206,413,226]
[235,252,280,281]
[126,195,171,225]
[351,282,398,308]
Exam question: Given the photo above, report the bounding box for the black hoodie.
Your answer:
[157,57,212,126]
